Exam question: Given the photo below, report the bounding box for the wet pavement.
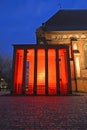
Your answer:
[0,93,87,130]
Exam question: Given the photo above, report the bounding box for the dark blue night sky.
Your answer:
[0,0,87,57]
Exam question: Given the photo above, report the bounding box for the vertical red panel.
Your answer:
[14,49,24,94]
[48,49,56,95]
[59,49,68,94]
[25,49,34,94]
[37,49,45,95]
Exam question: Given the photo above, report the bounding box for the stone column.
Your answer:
[45,48,48,95]
[34,48,37,95]
[56,48,60,95]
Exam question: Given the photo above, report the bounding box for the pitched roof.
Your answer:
[43,10,87,31]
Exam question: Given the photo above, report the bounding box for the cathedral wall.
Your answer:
[77,79,87,92]
[45,30,87,92]
[36,29,87,92]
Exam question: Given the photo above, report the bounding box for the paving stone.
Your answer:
[0,94,87,129]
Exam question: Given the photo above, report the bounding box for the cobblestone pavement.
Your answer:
[0,94,87,130]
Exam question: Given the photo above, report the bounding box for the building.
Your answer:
[12,10,87,95]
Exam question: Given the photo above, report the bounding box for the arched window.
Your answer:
[84,44,87,68]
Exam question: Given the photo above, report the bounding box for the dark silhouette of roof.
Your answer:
[43,10,87,31]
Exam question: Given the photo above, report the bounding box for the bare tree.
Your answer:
[0,55,12,90]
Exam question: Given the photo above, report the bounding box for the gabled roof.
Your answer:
[43,10,87,31]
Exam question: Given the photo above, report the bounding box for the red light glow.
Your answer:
[14,49,24,94]
[13,48,69,95]
[37,49,45,95]
[59,49,68,94]
[48,49,56,95]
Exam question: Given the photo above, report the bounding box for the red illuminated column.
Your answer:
[56,48,60,95]
[34,49,37,95]
[45,48,48,95]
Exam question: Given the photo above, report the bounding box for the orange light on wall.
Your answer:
[13,46,70,95]
[59,49,68,94]
[14,49,24,94]
[37,49,45,95]
[25,49,34,94]
[48,49,57,95]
